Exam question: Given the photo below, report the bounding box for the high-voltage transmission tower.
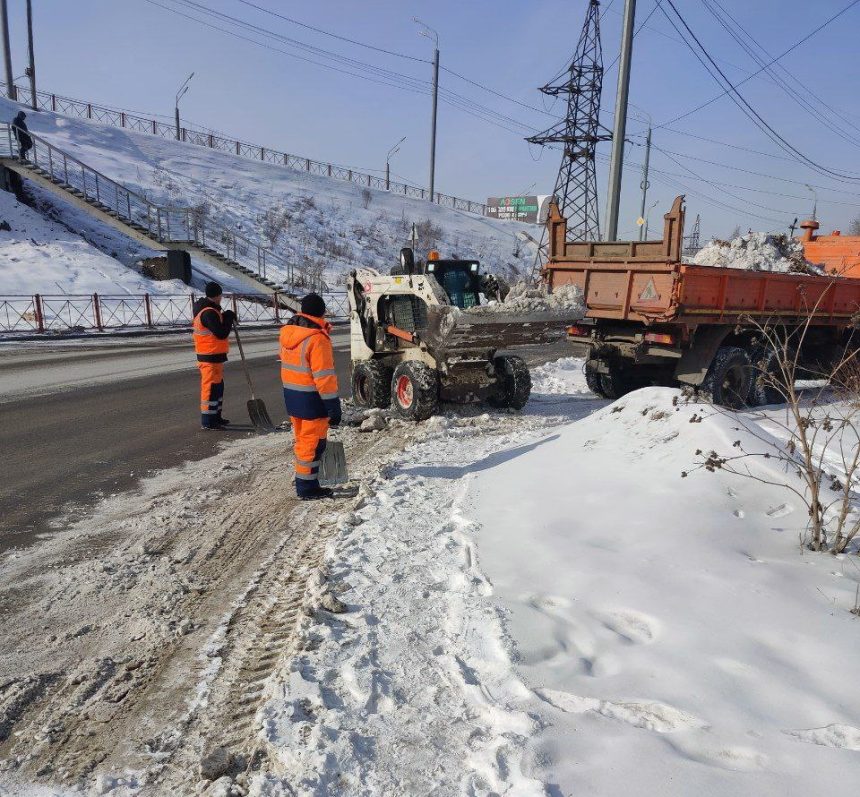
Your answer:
[684,214,701,257]
[526,0,611,283]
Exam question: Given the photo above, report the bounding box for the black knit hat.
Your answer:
[205,281,223,298]
[301,293,326,317]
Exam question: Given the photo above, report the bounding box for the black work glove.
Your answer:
[222,309,236,328]
[324,397,342,428]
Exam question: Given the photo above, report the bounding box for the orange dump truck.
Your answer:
[543,197,860,407]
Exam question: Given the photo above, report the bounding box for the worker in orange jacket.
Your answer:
[280,293,342,500]
[192,282,235,430]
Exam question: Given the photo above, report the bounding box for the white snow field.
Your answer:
[0,190,188,296]
[253,361,860,796]
[0,97,537,295]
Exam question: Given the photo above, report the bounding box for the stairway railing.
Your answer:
[0,124,323,292]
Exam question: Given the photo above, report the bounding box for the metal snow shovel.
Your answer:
[318,429,348,486]
[233,324,278,434]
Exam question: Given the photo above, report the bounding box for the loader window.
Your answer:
[431,262,481,309]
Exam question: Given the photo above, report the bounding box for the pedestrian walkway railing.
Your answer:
[2,82,488,216]
[0,124,324,292]
[0,291,348,335]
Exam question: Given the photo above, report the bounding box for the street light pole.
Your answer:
[638,126,652,241]
[386,135,406,191]
[605,0,637,241]
[25,0,35,108]
[0,0,13,100]
[414,18,439,203]
[643,199,659,240]
[175,71,194,141]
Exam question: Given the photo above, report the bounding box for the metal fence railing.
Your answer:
[0,123,324,292]
[2,82,488,216]
[0,291,349,335]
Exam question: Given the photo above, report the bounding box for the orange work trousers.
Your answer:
[198,362,224,428]
[291,416,329,496]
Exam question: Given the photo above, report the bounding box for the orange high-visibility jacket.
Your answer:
[192,300,230,363]
[280,314,340,420]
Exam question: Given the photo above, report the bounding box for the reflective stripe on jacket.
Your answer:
[193,305,230,363]
[280,313,339,419]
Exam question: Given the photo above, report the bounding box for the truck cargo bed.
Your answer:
[545,197,860,327]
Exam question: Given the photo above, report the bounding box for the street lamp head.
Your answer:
[413,17,439,47]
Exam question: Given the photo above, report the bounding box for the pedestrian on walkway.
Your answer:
[280,293,341,500]
[192,282,235,430]
[12,111,32,161]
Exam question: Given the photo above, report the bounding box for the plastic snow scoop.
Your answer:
[318,430,348,486]
[232,324,278,434]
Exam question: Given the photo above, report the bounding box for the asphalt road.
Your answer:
[0,328,352,553]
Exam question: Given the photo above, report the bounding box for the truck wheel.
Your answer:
[488,355,531,410]
[585,360,607,397]
[390,361,439,421]
[352,360,392,409]
[599,361,641,400]
[748,347,784,406]
[702,346,752,409]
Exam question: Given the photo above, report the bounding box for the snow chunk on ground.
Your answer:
[691,231,822,274]
[530,356,591,395]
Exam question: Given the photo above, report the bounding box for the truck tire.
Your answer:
[702,346,752,409]
[488,354,531,410]
[352,360,392,409]
[585,360,607,397]
[747,347,784,407]
[390,361,439,421]
[599,361,642,400]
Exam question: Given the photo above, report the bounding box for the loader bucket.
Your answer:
[424,305,575,353]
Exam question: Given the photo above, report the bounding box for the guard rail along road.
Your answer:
[2,81,487,216]
[0,123,325,295]
[0,291,349,336]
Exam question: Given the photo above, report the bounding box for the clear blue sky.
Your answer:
[6,0,860,239]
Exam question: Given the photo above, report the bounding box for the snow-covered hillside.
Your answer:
[0,97,537,292]
[0,190,188,296]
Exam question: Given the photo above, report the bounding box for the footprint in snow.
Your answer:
[766,503,793,518]
[534,688,706,733]
[784,724,860,751]
[596,609,660,645]
[733,509,745,519]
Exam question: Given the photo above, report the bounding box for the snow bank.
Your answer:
[0,191,188,296]
[691,231,823,274]
[470,386,860,795]
[530,355,592,395]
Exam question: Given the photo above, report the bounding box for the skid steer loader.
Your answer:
[346,248,573,420]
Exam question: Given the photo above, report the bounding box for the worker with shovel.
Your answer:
[280,293,341,500]
[192,282,235,430]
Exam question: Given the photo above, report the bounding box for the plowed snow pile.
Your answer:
[691,231,823,274]
[469,282,585,315]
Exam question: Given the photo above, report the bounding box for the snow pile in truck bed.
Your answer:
[468,282,585,316]
[690,231,823,274]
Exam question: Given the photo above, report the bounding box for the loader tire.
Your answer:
[701,346,752,409]
[352,360,392,409]
[747,346,783,407]
[488,355,531,410]
[391,361,439,421]
[585,360,607,397]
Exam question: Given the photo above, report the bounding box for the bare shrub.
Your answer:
[415,218,443,254]
[687,288,860,554]
[360,188,373,209]
[259,205,290,248]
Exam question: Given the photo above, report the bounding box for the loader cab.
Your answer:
[424,259,482,309]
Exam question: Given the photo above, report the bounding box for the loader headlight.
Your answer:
[426,263,435,272]
[470,263,478,272]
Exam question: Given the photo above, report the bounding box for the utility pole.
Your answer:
[175,71,194,141]
[386,135,406,191]
[414,18,439,203]
[605,0,637,241]
[638,125,651,241]
[0,0,13,100]
[25,0,35,109]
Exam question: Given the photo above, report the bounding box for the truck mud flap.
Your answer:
[673,325,731,385]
